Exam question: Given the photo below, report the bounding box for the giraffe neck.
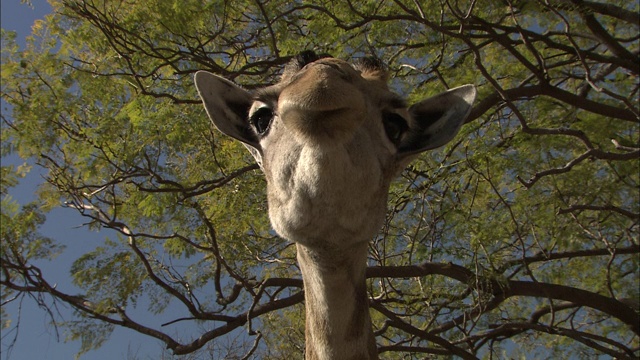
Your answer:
[296,242,378,360]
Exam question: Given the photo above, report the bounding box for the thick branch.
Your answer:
[580,0,640,26]
[367,260,640,334]
[467,84,639,123]
[570,0,639,63]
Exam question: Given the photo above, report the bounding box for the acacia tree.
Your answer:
[1,0,638,358]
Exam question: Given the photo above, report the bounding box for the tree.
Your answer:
[1,0,638,358]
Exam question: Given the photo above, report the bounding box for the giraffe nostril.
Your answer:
[321,62,341,72]
[307,61,351,80]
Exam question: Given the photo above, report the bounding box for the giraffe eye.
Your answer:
[382,112,408,145]
[250,107,274,135]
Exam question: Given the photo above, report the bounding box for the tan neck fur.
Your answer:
[296,242,378,360]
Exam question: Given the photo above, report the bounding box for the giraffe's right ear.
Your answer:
[194,71,261,152]
[398,84,476,156]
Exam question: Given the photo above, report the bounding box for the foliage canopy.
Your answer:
[1,0,638,358]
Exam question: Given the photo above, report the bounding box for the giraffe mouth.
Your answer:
[280,60,365,111]
[278,64,367,141]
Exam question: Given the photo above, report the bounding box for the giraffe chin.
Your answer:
[267,182,388,251]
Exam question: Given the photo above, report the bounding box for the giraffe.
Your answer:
[195,51,476,359]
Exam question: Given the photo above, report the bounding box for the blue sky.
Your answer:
[1,2,172,359]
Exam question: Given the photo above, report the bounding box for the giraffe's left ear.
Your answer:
[195,71,265,166]
[398,84,476,156]
[194,71,261,150]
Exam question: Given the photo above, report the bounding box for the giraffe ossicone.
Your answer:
[195,51,476,360]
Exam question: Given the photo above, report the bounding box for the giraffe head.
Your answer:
[195,52,475,251]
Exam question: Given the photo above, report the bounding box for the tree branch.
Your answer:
[367,259,640,335]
